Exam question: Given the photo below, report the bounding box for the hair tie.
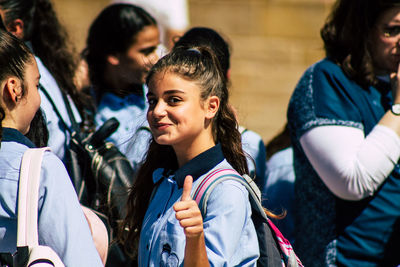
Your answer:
[187,48,201,54]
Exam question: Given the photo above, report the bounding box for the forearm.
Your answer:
[379,111,400,136]
[184,233,210,267]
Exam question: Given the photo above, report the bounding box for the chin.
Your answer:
[154,138,172,146]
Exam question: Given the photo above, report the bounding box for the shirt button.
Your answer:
[146,244,149,250]
[157,213,161,218]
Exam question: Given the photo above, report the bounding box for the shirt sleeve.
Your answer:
[37,151,103,267]
[202,180,259,267]
[300,125,400,200]
[241,130,267,189]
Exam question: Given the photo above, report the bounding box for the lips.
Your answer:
[152,122,171,131]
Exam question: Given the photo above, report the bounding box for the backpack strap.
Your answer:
[17,148,65,267]
[191,168,262,218]
[191,168,303,267]
[17,147,51,247]
[39,84,78,134]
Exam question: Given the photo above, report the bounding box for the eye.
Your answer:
[147,97,157,107]
[383,26,400,38]
[168,96,182,105]
[140,46,157,56]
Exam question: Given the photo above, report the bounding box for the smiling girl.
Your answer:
[121,47,259,266]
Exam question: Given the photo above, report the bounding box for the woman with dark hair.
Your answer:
[0,28,103,266]
[121,46,259,265]
[85,3,160,170]
[287,0,400,265]
[173,27,267,189]
[0,0,90,163]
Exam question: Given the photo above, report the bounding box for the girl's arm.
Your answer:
[299,63,400,201]
[173,176,210,267]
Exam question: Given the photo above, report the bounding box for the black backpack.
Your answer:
[40,85,136,266]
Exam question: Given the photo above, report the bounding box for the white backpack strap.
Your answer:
[17,147,50,247]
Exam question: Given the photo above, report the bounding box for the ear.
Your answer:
[205,95,220,120]
[106,54,120,66]
[6,19,24,40]
[4,77,22,104]
[226,69,231,80]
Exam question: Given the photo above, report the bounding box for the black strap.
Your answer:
[39,84,79,134]
[0,252,14,266]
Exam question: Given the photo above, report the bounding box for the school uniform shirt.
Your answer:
[95,89,152,170]
[240,127,266,190]
[139,144,259,267]
[262,147,295,244]
[36,56,82,163]
[0,128,103,267]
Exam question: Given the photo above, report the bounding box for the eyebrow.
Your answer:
[147,89,186,97]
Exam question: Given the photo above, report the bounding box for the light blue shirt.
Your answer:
[139,145,259,267]
[36,56,82,163]
[0,128,103,267]
[263,147,295,244]
[95,90,152,170]
[240,127,266,190]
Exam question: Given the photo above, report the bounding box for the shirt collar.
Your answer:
[2,128,35,148]
[174,143,224,188]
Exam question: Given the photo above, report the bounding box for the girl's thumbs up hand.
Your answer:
[174,175,204,238]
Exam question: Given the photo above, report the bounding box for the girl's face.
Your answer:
[19,58,41,134]
[147,72,216,152]
[116,25,160,86]
[370,7,400,74]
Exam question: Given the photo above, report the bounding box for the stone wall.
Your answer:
[53,0,334,143]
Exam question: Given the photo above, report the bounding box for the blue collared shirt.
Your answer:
[36,56,82,163]
[95,90,152,170]
[139,144,259,267]
[263,147,295,244]
[0,128,103,267]
[240,128,266,190]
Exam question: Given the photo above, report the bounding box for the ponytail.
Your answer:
[121,46,250,254]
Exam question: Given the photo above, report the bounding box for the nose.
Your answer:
[151,100,167,119]
[149,50,159,65]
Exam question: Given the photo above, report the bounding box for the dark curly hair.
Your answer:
[321,0,400,87]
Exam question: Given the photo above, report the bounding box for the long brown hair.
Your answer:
[0,0,90,118]
[120,46,248,256]
[321,0,400,87]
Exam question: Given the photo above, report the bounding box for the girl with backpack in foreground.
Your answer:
[0,29,103,266]
[121,46,260,266]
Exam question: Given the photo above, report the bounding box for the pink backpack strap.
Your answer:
[191,168,245,217]
[191,168,303,267]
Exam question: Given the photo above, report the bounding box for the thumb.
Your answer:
[181,175,193,201]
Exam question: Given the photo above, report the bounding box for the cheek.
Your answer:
[146,110,152,123]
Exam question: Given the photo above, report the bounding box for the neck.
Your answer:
[173,132,216,167]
